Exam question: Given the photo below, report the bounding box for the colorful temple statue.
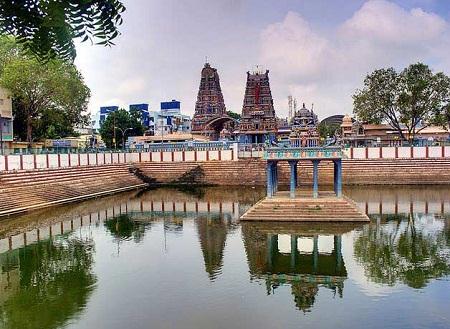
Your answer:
[238,70,277,144]
[191,63,235,140]
[289,103,320,147]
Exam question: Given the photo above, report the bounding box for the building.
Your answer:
[191,63,235,140]
[127,133,208,149]
[238,69,277,144]
[99,106,119,126]
[129,103,150,127]
[289,103,320,147]
[340,114,450,146]
[0,87,13,152]
[161,100,181,116]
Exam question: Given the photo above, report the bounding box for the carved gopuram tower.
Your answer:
[238,70,277,144]
[192,63,231,140]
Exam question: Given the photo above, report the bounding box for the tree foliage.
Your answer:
[353,63,450,143]
[318,122,340,139]
[0,0,125,61]
[0,40,90,146]
[99,108,144,148]
[226,110,241,120]
[353,215,450,289]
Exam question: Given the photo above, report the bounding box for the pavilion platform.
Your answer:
[240,190,370,222]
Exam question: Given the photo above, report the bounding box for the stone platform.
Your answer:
[240,190,370,222]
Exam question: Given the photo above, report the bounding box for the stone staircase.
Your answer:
[240,192,369,222]
[0,164,146,216]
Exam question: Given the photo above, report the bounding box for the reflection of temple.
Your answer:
[238,70,277,144]
[289,103,319,147]
[242,223,352,312]
[196,215,229,281]
[191,63,235,140]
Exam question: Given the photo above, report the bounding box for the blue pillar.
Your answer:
[313,235,318,273]
[290,235,297,270]
[273,162,278,194]
[294,162,298,187]
[266,161,273,198]
[335,159,342,197]
[312,159,320,198]
[334,235,342,271]
[333,160,338,195]
[289,161,296,198]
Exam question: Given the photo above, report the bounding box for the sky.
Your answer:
[74,0,450,121]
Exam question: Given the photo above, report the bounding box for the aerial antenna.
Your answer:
[205,55,208,64]
[288,96,293,120]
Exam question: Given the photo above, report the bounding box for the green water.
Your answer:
[0,186,449,329]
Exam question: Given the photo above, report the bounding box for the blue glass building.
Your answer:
[160,100,181,115]
[129,103,150,127]
[99,106,119,125]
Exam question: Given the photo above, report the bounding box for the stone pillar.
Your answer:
[290,235,297,270]
[334,159,342,197]
[266,161,273,198]
[289,160,296,199]
[294,162,298,187]
[312,159,320,198]
[267,234,277,271]
[313,235,319,273]
[334,235,342,271]
[273,161,278,194]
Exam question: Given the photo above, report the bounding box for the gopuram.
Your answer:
[237,69,277,144]
[191,63,236,140]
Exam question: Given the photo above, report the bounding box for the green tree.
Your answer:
[0,235,96,329]
[35,107,87,139]
[99,108,144,148]
[318,122,340,139]
[353,63,450,144]
[0,55,90,147]
[354,215,450,289]
[226,110,241,121]
[0,0,125,61]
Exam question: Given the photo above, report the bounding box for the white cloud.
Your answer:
[259,0,450,118]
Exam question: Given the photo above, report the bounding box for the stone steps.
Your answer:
[240,196,369,222]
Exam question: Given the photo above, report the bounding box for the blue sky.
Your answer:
[75,0,450,121]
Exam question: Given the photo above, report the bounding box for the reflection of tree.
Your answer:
[196,215,228,281]
[104,214,147,243]
[354,215,450,289]
[0,235,96,329]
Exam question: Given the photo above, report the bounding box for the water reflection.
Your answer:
[196,215,230,281]
[0,234,96,329]
[242,223,360,312]
[104,214,149,243]
[0,186,448,329]
[354,213,450,289]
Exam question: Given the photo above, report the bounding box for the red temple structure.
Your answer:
[237,69,277,144]
[191,63,235,140]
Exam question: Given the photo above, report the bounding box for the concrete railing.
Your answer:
[0,144,239,172]
[0,145,448,172]
[343,145,450,159]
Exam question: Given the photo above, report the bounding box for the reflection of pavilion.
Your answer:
[242,222,358,312]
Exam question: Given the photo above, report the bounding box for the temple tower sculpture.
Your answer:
[238,69,277,144]
[191,63,230,140]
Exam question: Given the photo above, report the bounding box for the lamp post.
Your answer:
[114,127,132,150]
